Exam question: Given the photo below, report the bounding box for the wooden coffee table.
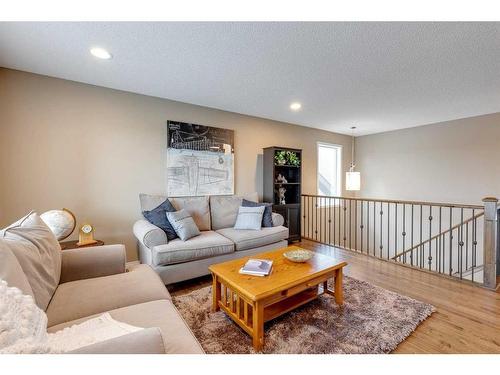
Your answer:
[208,246,347,351]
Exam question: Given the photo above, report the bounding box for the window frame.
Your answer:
[316,141,342,204]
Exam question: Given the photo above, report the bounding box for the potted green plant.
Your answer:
[274,150,287,165]
[286,151,300,166]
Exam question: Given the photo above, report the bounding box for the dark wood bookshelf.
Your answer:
[263,146,302,242]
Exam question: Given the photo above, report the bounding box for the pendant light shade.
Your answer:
[346,171,361,191]
[346,126,361,191]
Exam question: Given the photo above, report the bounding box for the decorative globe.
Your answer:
[40,209,76,241]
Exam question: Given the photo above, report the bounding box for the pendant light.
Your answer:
[346,126,361,191]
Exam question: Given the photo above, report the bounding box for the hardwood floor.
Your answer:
[167,239,500,353]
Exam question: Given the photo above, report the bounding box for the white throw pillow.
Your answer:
[234,206,265,230]
[166,209,201,241]
[2,212,62,310]
[0,279,143,354]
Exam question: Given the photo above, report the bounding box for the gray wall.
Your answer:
[0,68,352,260]
[355,113,500,206]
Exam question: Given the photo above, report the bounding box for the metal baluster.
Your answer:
[338,198,342,247]
[343,199,347,248]
[315,196,318,242]
[379,202,384,258]
[373,201,376,257]
[333,198,336,246]
[459,208,464,279]
[322,197,325,243]
[309,197,314,240]
[410,204,414,266]
[355,200,358,251]
[366,200,370,255]
[387,202,390,259]
[305,196,308,239]
[449,207,453,276]
[472,209,476,283]
[328,197,332,245]
[402,204,406,264]
[306,196,311,239]
[428,206,433,271]
[394,203,398,260]
[438,207,442,273]
[360,200,364,253]
[435,238,439,272]
[303,196,306,239]
[420,205,423,268]
[309,196,314,240]
[465,220,469,272]
[349,199,352,250]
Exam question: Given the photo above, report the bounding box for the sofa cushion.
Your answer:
[169,196,211,231]
[139,193,169,212]
[2,212,62,310]
[216,226,289,251]
[0,240,35,298]
[47,299,204,354]
[210,195,242,230]
[209,193,260,230]
[166,209,201,241]
[152,231,234,266]
[46,264,170,327]
[142,199,177,241]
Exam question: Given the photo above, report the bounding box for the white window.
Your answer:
[317,142,342,197]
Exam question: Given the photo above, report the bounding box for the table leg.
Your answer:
[212,274,221,312]
[323,280,328,294]
[334,268,344,305]
[252,302,264,352]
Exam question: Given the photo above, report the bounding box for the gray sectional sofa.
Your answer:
[133,194,289,285]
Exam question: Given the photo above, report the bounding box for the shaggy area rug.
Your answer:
[172,276,435,354]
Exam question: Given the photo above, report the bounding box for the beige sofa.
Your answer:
[133,194,289,285]
[1,241,204,354]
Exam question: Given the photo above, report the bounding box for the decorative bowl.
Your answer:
[283,248,314,263]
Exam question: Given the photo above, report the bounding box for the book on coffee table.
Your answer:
[239,259,273,277]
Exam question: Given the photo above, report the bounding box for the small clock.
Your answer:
[81,224,93,234]
[77,223,97,246]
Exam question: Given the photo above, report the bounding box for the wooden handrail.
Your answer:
[301,194,484,210]
[391,211,484,260]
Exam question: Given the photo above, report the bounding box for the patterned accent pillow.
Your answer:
[142,199,177,241]
[234,206,265,230]
[241,199,273,227]
[166,209,201,241]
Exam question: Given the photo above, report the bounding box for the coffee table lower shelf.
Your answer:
[211,268,344,351]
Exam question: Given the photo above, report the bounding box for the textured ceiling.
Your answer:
[0,22,499,135]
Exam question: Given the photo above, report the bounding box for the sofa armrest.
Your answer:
[60,244,126,284]
[272,212,285,227]
[133,219,168,249]
[68,327,166,354]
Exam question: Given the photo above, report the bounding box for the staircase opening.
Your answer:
[301,195,499,289]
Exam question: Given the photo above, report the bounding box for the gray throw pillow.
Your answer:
[166,209,201,241]
[241,199,273,227]
[234,206,265,230]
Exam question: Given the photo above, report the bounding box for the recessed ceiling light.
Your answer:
[290,102,302,111]
[90,47,112,60]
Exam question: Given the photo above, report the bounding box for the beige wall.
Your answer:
[355,112,500,206]
[0,68,352,260]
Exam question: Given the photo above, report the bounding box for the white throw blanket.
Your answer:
[0,279,142,354]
